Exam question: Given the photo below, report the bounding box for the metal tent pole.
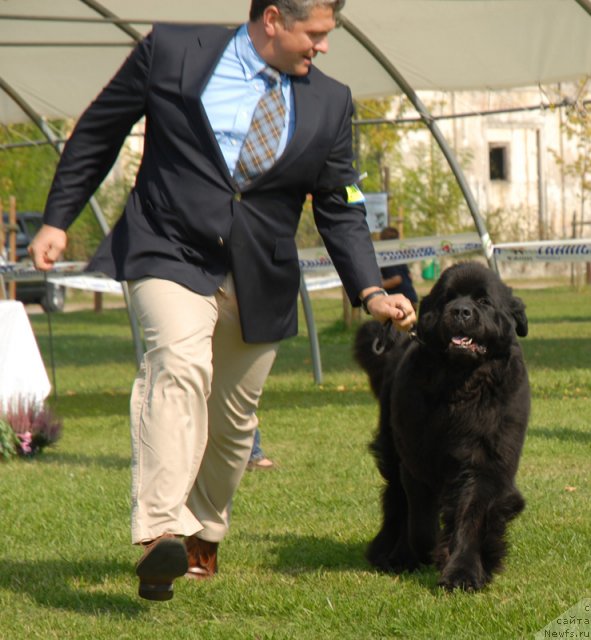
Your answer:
[299,274,323,384]
[77,0,143,40]
[339,15,497,272]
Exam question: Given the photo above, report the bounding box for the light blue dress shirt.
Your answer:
[201,24,295,176]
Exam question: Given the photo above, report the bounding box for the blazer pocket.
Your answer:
[273,237,298,263]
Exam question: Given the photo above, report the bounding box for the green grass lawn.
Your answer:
[0,285,589,639]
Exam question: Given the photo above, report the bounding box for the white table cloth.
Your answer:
[0,300,51,412]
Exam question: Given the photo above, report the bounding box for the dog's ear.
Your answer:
[416,292,439,341]
[511,296,528,337]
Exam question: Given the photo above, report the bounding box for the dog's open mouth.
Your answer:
[450,336,487,354]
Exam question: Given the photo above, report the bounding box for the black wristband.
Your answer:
[361,288,388,314]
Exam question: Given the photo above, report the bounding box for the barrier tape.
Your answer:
[2,236,590,295]
[0,261,86,281]
[494,239,591,263]
[298,232,482,272]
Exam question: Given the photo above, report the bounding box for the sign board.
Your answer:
[364,192,389,233]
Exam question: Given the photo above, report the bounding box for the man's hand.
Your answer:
[360,287,416,331]
[28,224,68,271]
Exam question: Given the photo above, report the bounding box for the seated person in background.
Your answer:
[379,227,419,310]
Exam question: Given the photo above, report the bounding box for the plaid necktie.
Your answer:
[234,67,286,186]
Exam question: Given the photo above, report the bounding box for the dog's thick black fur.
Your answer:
[355,261,530,591]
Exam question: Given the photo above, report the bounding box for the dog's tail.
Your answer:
[353,320,398,398]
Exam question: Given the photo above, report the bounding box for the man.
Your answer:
[29,0,416,601]
[379,227,419,309]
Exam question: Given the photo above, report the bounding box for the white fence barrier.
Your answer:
[2,236,589,385]
[494,239,591,263]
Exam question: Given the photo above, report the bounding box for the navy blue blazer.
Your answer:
[43,23,381,343]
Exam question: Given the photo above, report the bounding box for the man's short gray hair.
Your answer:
[249,0,346,24]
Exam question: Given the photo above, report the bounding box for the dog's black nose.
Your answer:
[452,304,473,321]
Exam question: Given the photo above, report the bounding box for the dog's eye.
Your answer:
[477,297,491,306]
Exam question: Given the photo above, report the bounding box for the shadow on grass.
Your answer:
[527,315,591,325]
[51,392,130,418]
[0,558,144,616]
[262,387,373,410]
[36,334,137,367]
[527,426,591,444]
[247,532,440,590]
[37,450,130,470]
[521,338,591,370]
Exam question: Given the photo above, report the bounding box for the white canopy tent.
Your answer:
[1,0,591,123]
[1,0,590,256]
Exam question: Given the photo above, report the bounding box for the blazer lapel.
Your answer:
[179,30,321,190]
[243,74,321,189]
[282,75,320,162]
[181,28,236,181]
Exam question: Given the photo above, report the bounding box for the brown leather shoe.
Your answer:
[135,534,188,601]
[184,535,218,580]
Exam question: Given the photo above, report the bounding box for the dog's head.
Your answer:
[416,262,527,362]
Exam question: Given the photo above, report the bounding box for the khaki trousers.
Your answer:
[128,276,279,544]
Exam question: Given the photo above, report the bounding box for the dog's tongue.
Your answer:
[451,336,487,354]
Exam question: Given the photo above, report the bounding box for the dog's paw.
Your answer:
[366,540,421,574]
[366,538,396,573]
[366,550,395,573]
[384,545,422,574]
[438,564,490,592]
[387,553,421,574]
[433,544,450,571]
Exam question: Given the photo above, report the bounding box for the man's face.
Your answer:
[269,6,336,76]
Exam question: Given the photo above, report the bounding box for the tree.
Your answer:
[0,121,135,261]
[550,81,591,284]
[390,140,473,237]
[550,85,591,239]
[0,122,59,211]
[354,97,409,195]
[355,97,472,237]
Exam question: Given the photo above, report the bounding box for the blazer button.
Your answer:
[217,236,224,247]
[233,192,242,202]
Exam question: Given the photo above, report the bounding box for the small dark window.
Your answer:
[489,145,509,181]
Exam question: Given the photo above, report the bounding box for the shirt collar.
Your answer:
[235,23,274,81]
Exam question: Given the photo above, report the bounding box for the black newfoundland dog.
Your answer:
[355,261,530,591]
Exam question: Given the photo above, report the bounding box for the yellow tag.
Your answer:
[345,184,365,204]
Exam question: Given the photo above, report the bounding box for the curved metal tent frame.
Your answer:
[339,15,496,269]
[0,2,498,267]
[575,0,591,15]
[0,0,591,260]
[1,0,591,374]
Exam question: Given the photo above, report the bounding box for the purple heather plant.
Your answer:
[17,431,34,457]
[1,398,63,458]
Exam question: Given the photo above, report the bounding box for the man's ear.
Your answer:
[262,5,282,37]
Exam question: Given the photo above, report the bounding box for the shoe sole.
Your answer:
[136,538,189,601]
